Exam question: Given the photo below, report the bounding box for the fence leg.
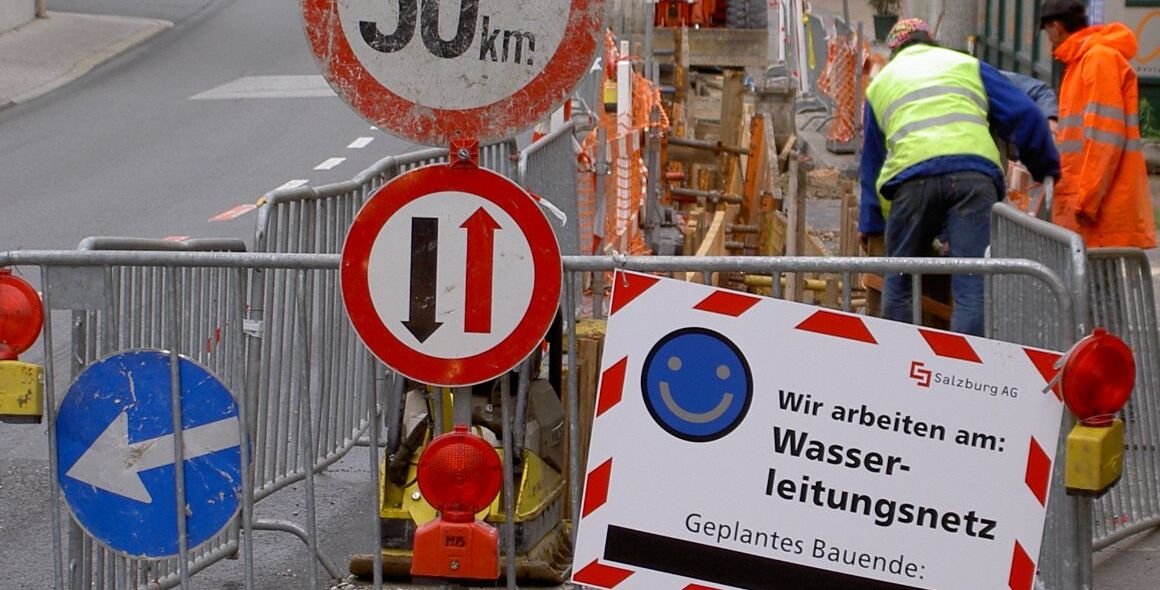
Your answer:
[500,373,518,590]
[294,271,322,589]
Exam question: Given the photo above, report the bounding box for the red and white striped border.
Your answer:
[591,272,1061,590]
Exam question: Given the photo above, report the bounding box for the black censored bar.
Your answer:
[603,525,919,590]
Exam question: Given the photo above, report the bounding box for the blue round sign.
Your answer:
[641,328,753,442]
[55,350,243,558]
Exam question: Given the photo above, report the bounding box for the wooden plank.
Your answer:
[839,185,852,257]
[743,114,767,223]
[823,277,840,308]
[756,78,797,154]
[667,144,719,166]
[678,27,695,139]
[718,73,745,158]
[653,28,769,68]
[718,71,745,196]
[692,95,724,122]
[685,205,739,285]
[682,205,706,256]
[778,134,797,168]
[562,323,605,517]
[785,153,806,300]
[757,115,783,257]
[861,273,953,322]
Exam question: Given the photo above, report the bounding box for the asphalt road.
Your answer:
[0,0,425,251]
[0,1,432,588]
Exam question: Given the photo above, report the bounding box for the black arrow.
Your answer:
[402,217,442,343]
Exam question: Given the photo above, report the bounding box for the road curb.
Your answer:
[4,15,173,109]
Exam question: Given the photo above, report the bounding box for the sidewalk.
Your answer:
[0,11,170,110]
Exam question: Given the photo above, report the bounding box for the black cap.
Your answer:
[1039,0,1086,28]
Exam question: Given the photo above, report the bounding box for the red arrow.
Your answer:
[461,207,501,334]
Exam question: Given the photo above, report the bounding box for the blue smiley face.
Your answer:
[641,328,753,442]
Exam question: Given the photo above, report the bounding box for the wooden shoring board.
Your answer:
[717,70,745,193]
[742,113,767,224]
[684,204,739,285]
[652,28,770,68]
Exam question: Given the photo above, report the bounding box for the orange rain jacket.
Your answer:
[1053,23,1157,248]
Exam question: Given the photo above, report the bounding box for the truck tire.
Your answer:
[725,0,748,29]
[746,0,769,29]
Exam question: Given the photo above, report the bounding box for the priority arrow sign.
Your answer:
[462,207,501,334]
[404,217,443,343]
[341,164,561,387]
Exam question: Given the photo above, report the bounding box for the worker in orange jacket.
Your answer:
[1041,0,1157,248]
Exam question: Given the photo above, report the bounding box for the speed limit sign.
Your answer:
[302,0,604,145]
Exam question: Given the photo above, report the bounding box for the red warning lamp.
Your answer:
[416,424,503,519]
[1060,329,1135,426]
[411,425,502,580]
[0,269,44,361]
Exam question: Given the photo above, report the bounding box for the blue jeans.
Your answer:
[883,172,997,336]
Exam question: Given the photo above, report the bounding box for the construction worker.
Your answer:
[1040,0,1157,248]
[858,68,1059,318]
[860,18,1060,336]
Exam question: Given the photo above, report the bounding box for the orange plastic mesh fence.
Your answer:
[577,34,669,261]
[577,153,597,255]
[817,34,857,145]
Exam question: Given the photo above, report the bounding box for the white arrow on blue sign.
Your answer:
[55,350,243,559]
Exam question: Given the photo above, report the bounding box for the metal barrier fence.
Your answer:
[988,202,1089,349]
[1087,249,1160,549]
[990,202,1160,589]
[254,140,517,255]
[989,202,1091,590]
[519,120,581,256]
[572,64,604,123]
[250,141,519,521]
[1,249,366,590]
[3,247,1082,590]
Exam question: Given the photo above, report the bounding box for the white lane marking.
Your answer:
[315,157,346,170]
[276,179,309,190]
[348,137,374,149]
[190,75,334,99]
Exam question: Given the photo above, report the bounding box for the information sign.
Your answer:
[573,272,1066,590]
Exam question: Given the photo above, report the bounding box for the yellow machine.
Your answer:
[351,377,573,583]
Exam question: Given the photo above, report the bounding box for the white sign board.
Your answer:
[573,271,1066,590]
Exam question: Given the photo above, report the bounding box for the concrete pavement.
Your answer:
[0,11,170,110]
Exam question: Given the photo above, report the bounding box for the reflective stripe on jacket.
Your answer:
[865,44,1002,218]
[1053,23,1156,248]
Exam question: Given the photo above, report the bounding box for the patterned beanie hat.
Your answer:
[886,18,931,50]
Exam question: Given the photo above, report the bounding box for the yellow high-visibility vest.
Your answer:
[866,44,1001,217]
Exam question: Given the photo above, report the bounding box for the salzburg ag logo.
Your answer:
[909,361,932,388]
